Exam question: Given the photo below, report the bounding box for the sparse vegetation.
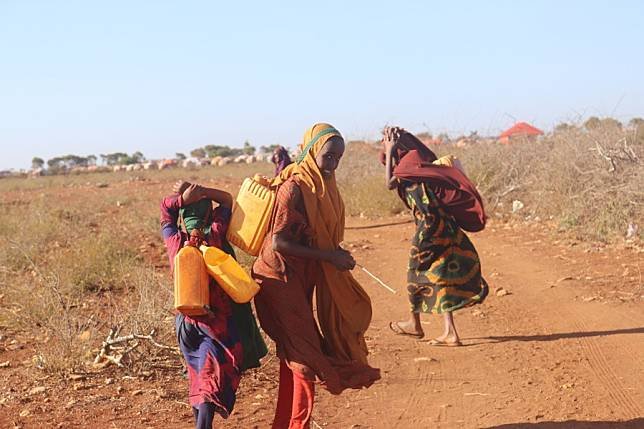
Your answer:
[0,120,641,375]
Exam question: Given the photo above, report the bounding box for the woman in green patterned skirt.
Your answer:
[382,126,488,346]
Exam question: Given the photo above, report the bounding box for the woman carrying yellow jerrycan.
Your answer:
[161,181,266,429]
[252,123,380,429]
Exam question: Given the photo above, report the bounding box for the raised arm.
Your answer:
[173,180,233,208]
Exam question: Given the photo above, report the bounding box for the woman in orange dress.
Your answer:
[252,123,380,429]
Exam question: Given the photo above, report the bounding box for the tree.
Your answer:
[99,152,141,166]
[437,133,450,143]
[100,152,127,166]
[554,122,575,133]
[584,117,601,131]
[87,155,97,166]
[46,154,90,172]
[190,148,206,158]
[584,116,622,131]
[416,132,433,141]
[242,141,256,155]
[202,145,243,158]
[175,152,186,160]
[601,118,622,129]
[259,144,281,154]
[31,157,44,169]
[132,151,145,163]
[628,117,644,128]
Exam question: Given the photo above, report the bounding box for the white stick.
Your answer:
[356,264,397,294]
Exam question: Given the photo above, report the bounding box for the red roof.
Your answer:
[499,122,544,138]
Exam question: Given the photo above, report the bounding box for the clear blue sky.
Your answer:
[1,1,643,170]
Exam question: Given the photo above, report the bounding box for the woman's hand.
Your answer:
[185,228,205,247]
[383,126,404,190]
[326,248,356,271]
[382,126,404,153]
[173,180,191,195]
[182,183,205,206]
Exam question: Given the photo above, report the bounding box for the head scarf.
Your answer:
[271,146,292,176]
[179,199,213,235]
[272,123,373,364]
[380,128,486,232]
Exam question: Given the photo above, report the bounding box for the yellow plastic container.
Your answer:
[226,174,276,256]
[433,155,465,174]
[174,246,210,316]
[200,245,260,303]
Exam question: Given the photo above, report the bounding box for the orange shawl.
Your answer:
[272,123,373,364]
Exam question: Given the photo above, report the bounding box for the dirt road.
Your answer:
[2,217,643,428]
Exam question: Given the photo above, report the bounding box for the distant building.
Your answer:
[498,122,544,144]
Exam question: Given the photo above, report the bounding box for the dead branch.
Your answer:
[106,330,178,353]
[93,327,179,369]
[592,140,616,172]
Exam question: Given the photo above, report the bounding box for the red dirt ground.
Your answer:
[1,215,643,428]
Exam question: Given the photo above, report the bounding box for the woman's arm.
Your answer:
[272,233,355,271]
[270,184,355,271]
[173,180,233,208]
[383,127,401,190]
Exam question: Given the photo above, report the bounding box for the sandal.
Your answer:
[427,338,462,347]
[389,321,424,339]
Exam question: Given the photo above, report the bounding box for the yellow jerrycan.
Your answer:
[226,174,276,256]
[174,245,210,316]
[433,155,466,174]
[200,245,260,304]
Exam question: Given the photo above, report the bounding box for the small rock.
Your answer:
[0,361,10,368]
[19,409,31,417]
[557,276,575,283]
[28,386,46,396]
[582,296,597,302]
[496,288,510,297]
[68,374,86,381]
[626,223,638,239]
[131,389,144,396]
[512,200,524,213]
[414,357,438,363]
[78,330,91,342]
[96,183,108,188]
[104,378,114,385]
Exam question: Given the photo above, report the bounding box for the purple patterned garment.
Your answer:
[160,194,243,417]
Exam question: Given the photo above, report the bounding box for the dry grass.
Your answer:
[437,125,643,241]
[0,124,641,372]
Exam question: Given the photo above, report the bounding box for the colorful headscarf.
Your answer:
[272,123,373,364]
[179,199,212,236]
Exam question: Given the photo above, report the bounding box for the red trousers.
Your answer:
[272,359,315,429]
